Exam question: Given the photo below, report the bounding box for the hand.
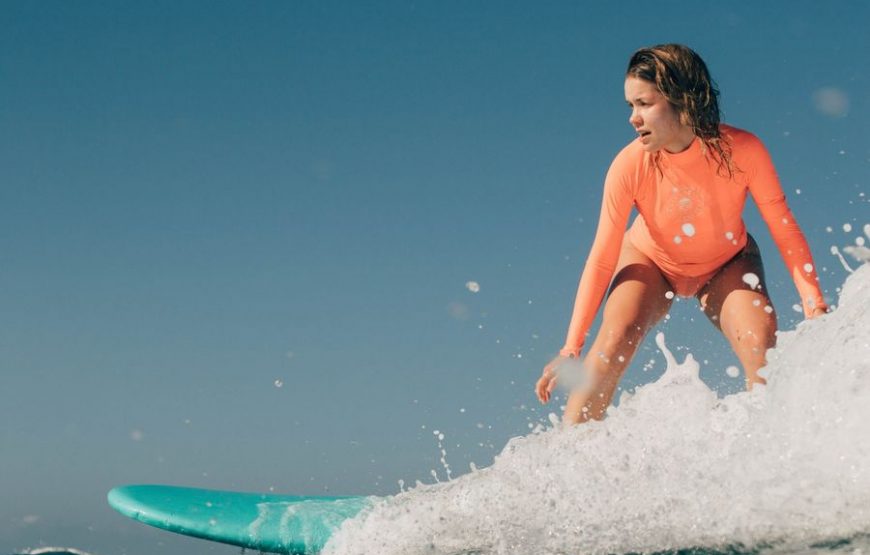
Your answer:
[809,306,827,319]
[535,355,570,404]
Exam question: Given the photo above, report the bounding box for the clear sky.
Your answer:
[1,2,867,554]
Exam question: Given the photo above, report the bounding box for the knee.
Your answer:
[592,321,646,361]
[726,323,776,355]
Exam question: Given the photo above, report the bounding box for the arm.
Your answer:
[745,135,827,317]
[560,153,637,357]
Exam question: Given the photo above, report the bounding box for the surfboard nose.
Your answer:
[107,484,372,554]
[107,485,151,520]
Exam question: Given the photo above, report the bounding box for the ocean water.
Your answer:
[322,261,870,555]
[10,253,870,555]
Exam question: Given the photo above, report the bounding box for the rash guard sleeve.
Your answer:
[745,135,827,316]
[560,150,638,357]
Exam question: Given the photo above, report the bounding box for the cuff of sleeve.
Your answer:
[803,296,828,317]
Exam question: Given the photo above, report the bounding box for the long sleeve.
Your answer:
[745,135,827,316]
[560,152,637,357]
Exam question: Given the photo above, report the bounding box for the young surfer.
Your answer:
[536,44,827,424]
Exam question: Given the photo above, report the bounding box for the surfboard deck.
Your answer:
[107,485,373,554]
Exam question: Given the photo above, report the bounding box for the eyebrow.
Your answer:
[625,96,651,106]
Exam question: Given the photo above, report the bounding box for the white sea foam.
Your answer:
[324,263,870,555]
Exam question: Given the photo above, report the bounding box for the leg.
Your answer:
[697,236,777,390]
[563,237,673,424]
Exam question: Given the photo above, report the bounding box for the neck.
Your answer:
[663,127,697,154]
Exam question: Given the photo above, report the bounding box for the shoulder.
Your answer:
[720,123,768,156]
[611,137,646,167]
[720,123,775,173]
[603,138,650,197]
[607,138,652,180]
[720,124,782,188]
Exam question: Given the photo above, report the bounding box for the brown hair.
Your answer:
[627,44,734,177]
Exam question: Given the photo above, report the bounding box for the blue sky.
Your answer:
[1,2,867,554]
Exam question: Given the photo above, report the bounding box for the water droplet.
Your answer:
[274,379,284,388]
[665,291,675,299]
[674,236,683,244]
[465,281,481,293]
[682,223,696,237]
[803,263,814,273]
[725,231,734,240]
[726,366,740,378]
[843,223,853,232]
[742,273,760,290]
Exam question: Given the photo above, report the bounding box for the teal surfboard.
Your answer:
[107,485,373,554]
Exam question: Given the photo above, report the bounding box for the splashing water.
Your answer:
[324,264,870,555]
[742,272,760,290]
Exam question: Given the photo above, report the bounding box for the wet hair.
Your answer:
[627,44,734,177]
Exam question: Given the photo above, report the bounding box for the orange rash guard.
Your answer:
[560,124,827,358]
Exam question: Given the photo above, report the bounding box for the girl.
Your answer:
[536,44,827,424]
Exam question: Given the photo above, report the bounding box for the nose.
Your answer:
[629,109,642,128]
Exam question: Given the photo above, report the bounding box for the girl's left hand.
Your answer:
[809,307,827,319]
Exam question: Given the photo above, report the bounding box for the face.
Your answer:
[624,76,694,153]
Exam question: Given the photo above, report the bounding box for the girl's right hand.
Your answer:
[535,355,569,404]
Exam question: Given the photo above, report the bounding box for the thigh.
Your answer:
[697,235,777,333]
[598,236,674,340]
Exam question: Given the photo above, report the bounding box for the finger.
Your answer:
[537,377,551,403]
[545,376,557,403]
[547,377,557,395]
[535,378,545,402]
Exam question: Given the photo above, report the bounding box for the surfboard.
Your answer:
[107,485,373,554]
